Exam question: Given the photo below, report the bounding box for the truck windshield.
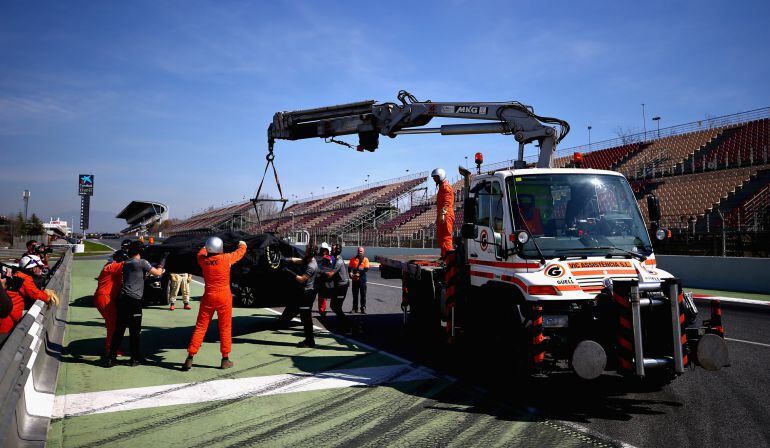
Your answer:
[507,173,652,259]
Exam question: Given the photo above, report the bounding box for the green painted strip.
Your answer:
[686,287,770,302]
[48,259,610,448]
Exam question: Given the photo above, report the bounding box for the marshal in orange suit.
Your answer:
[432,168,455,258]
[182,237,246,371]
[93,251,128,354]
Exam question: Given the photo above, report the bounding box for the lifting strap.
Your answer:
[252,140,289,228]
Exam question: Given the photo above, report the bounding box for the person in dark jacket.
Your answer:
[320,243,354,334]
[283,243,319,348]
[106,242,164,367]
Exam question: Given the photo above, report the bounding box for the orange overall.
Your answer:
[0,272,48,334]
[94,261,123,352]
[187,244,247,357]
[436,179,455,258]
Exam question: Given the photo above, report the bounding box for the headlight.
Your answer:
[655,228,667,240]
[516,230,530,245]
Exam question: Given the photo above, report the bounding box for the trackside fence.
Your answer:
[0,249,72,447]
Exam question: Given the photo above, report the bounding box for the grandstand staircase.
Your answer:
[698,166,770,232]
[610,143,644,170]
[678,127,738,174]
[632,179,661,200]
[336,205,393,234]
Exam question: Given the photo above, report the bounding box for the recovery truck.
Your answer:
[264,91,728,382]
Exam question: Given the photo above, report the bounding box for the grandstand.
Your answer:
[165,107,770,255]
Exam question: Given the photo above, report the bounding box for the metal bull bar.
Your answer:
[614,279,686,377]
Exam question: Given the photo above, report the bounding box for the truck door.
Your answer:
[469,180,506,270]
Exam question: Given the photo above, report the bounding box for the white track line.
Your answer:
[53,365,433,418]
[693,295,770,307]
[368,281,401,289]
[195,278,634,447]
[725,337,770,348]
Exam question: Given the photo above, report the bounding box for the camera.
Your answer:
[35,244,53,255]
[1,266,23,291]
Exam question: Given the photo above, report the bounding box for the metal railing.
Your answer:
[292,170,429,204]
[556,107,770,158]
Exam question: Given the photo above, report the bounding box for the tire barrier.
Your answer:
[443,251,459,336]
[677,291,689,368]
[709,299,725,338]
[613,283,635,373]
[532,304,545,365]
[0,249,72,448]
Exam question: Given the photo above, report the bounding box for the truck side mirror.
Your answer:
[647,194,661,223]
[461,223,478,239]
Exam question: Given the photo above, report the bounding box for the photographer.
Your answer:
[0,279,12,345]
[25,240,52,267]
[0,256,60,337]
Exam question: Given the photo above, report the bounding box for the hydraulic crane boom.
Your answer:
[268,90,570,168]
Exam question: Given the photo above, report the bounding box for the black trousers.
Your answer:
[329,284,351,330]
[110,295,143,360]
[352,279,367,310]
[298,289,316,343]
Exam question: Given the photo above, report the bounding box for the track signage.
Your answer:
[78,174,94,196]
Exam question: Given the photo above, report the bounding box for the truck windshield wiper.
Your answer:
[555,246,647,262]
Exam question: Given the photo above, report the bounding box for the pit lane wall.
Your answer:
[655,255,770,294]
[342,246,769,294]
[0,249,72,448]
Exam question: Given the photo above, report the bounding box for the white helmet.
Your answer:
[19,254,44,271]
[205,236,224,254]
[319,242,331,254]
[431,168,446,182]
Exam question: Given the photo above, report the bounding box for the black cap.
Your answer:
[127,241,144,257]
[121,239,132,249]
[113,250,129,262]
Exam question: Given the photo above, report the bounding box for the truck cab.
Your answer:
[463,168,667,300]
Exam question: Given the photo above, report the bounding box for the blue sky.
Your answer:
[1,0,769,231]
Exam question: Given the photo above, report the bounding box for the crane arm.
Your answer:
[267,91,569,168]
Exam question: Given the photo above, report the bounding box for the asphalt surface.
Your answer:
[90,240,770,447]
[314,271,770,448]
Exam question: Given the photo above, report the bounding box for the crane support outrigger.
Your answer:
[265,91,728,383]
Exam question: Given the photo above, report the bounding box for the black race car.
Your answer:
[142,230,305,307]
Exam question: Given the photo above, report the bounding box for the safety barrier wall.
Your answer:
[0,249,72,448]
[339,246,440,261]
[656,255,770,294]
[332,248,769,294]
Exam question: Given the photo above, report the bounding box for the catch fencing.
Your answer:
[0,248,72,447]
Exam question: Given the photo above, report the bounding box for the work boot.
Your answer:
[360,307,366,314]
[184,303,192,310]
[297,339,315,348]
[351,307,358,313]
[220,357,234,369]
[169,304,175,311]
[181,356,194,371]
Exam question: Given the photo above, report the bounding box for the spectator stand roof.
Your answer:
[116,200,168,234]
